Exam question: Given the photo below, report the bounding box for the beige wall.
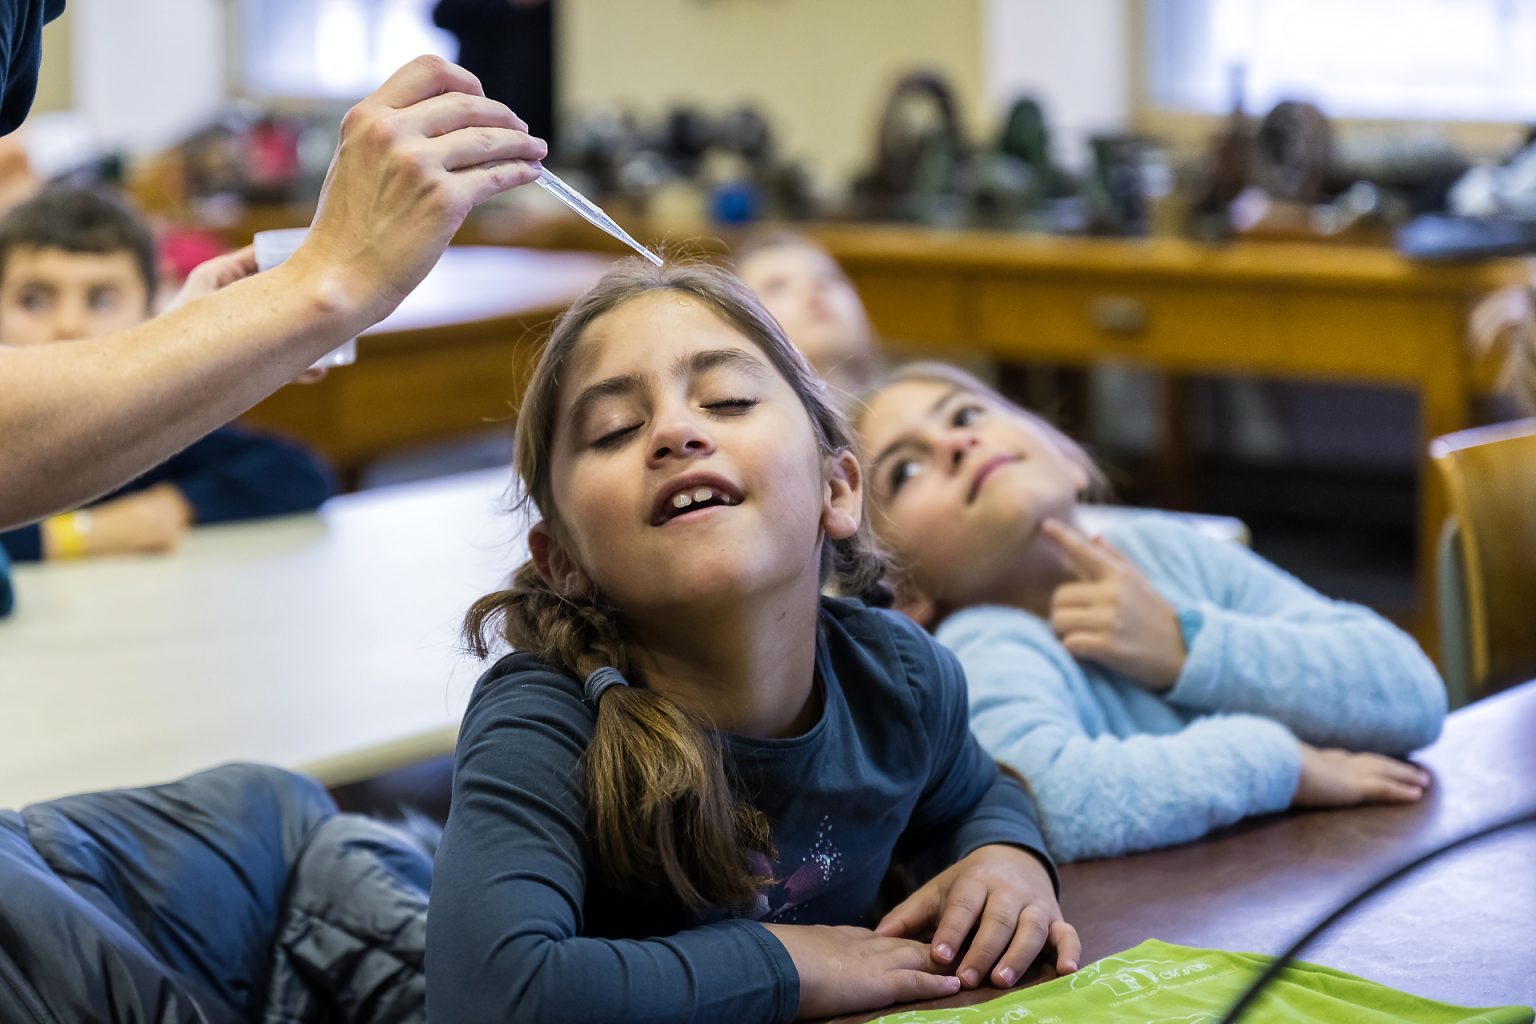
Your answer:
[33,6,73,113]
[559,0,990,186]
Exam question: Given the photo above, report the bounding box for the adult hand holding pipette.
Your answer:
[295,55,548,334]
[0,55,547,530]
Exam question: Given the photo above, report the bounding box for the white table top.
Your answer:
[0,468,1245,810]
[0,469,530,809]
[362,246,615,335]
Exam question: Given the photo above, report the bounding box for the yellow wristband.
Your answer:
[43,509,93,560]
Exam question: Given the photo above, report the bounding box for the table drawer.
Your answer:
[976,278,1288,370]
[844,268,968,346]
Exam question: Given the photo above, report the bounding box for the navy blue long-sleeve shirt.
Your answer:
[427,596,1056,1024]
[0,425,334,561]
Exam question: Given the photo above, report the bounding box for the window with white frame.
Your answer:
[1146,0,1536,121]
[239,0,457,101]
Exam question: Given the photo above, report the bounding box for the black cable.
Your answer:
[1219,806,1536,1024]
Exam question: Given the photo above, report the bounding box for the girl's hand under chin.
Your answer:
[874,843,1080,990]
[1041,518,1188,693]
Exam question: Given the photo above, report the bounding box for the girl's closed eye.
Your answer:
[703,397,759,414]
[592,422,641,449]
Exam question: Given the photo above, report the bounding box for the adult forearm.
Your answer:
[0,262,358,528]
[0,55,546,530]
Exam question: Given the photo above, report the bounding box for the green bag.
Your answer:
[873,939,1533,1024]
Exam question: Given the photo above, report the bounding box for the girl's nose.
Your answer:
[944,430,981,469]
[649,412,716,464]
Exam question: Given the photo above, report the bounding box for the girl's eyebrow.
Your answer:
[567,347,770,428]
[870,386,964,471]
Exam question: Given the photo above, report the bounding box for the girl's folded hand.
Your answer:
[761,923,961,1020]
[1042,517,1188,693]
[874,843,1080,990]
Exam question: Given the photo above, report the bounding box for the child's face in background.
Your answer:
[738,243,877,393]
[0,246,149,346]
[858,378,1088,608]
[536,290,848,620]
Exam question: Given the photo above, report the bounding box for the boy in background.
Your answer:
[0,187,333,562]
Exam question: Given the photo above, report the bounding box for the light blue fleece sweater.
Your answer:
[936,514,1447,863]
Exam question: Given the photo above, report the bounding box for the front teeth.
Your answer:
[669,486,734,511]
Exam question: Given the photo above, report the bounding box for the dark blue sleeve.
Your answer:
[0,521,42,562]
[883,611,1059,893]
[140,427,334,525]
[0,1,62,137]
[0,541,13,615]
[426,659,799,1024]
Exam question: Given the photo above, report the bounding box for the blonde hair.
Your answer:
[464,258,887,910]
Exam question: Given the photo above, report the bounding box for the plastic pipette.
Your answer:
[535,168,663,266]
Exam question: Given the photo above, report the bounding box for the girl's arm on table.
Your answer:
[426,661,797,1024]
[1136,519,1445,753]
[941,607,1302,863]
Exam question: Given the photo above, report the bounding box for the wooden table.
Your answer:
[804,226,1531,647]
[0,469,527,808]
[832,679,1536,1021]
[239,246,612,483]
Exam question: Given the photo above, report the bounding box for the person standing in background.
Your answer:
[434,0,556,148]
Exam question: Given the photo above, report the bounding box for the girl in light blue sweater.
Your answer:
[855,362,1446,862]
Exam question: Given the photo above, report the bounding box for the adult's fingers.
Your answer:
[406,90,529,138]
[955,893,1028,988]
[431,125,547,173]
[448,159,547,209]
[372,54,484,109]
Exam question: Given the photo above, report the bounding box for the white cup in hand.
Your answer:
[252,228,358,370]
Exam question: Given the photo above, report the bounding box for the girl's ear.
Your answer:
[529,522,591,598]
[821,449,863,541]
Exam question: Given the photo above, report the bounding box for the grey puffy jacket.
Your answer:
[0,763,430,1023]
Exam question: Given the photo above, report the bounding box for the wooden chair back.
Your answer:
[1430,418,1536,702]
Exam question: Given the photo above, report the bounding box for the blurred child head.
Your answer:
[855,361,1106,617]
[0,186,158,347]
[734,231,879,396]
[464,259,886,909]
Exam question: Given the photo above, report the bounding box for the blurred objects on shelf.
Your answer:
[850,70,973,226]
[1395,213,1536,262]
[553,100,819,231]
[1448,129,1536,219]
[1186,65,1252,242]
[1082,133,1174,237]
